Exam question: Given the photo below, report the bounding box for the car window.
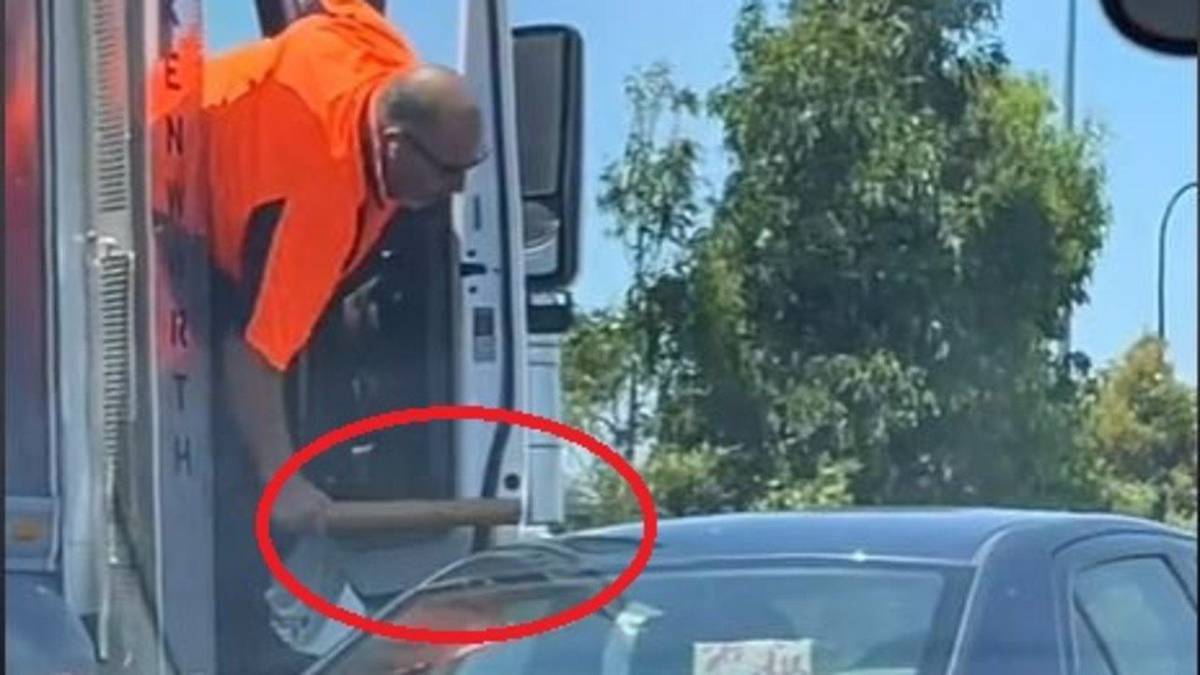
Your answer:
[1071,604,1116,675]
[1073,557,1197,675]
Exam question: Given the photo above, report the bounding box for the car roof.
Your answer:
[302,508,1189,673]
[559,507,1190,566]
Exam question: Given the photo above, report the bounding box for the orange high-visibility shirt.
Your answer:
[203,0,420,371]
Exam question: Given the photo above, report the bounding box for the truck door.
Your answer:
[239,0,580,632]
[241,1,474,609]
[245,0,535,606]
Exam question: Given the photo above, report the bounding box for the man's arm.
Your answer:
[221,330,332,533]
[218,162,359,533]
[209,78,359,531]
[220,330,296,482]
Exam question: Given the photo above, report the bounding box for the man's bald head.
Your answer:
[373,64,485,207]
[380,65,478,135]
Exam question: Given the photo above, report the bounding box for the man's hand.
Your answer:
[271,475,334,534]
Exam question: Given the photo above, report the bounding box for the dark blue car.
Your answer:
[308,509,1197,675]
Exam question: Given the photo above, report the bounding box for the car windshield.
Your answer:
[322,561,970,675]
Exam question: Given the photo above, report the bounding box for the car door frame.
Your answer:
[1052,530,1197,675]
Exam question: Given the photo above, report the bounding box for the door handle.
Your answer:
[460,262,487,278]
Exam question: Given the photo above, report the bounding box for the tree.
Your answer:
[562,310,638,447]
[565,0,1110,523]
[1080,336,1197,528]
[597,65,703,461]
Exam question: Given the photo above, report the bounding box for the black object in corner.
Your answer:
[1099,0,1196,56]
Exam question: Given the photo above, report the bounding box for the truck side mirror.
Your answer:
[513,25,584,291]
[1099,0,1196,56]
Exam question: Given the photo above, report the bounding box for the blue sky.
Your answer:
[207,1,1197,383]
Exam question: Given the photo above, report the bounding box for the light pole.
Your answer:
[1065,0,1077,131]
[1157,180,1198,342]
[1062,0,1078,354]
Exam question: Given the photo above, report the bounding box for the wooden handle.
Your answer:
[327,498,521,533]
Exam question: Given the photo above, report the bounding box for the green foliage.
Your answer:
[562,310,639,444]
[564,453,644,530]
[599,63,703,262]
[565,442,732,529]
[560,0,1190,527]
[1080,336,1197,528]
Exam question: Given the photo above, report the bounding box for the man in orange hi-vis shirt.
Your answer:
[198,1,484,671]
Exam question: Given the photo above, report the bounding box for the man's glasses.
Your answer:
[384,127,489,175]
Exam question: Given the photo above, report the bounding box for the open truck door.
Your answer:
[243,0,516,621]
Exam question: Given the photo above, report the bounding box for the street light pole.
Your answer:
[1065,0,1077,131]
[1062,0,1078,354]
[1157,181,1198,342]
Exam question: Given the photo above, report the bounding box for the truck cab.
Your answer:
[3,1,584,672]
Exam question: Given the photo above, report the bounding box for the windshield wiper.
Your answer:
[314,536,655,675]
[367,538,664,675]
[415,539,628,621]
[394,539,643,643]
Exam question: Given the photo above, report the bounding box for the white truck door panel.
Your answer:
[457,0,530,536]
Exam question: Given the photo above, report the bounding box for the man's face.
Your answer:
[384,111,485,209]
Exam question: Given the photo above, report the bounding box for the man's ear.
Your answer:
[382,136,407,199]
